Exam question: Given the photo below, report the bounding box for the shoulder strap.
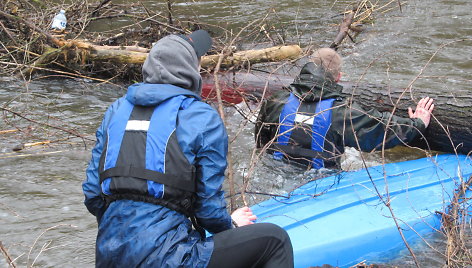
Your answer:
[274,93,300,160]
[310,98,335,169]
[269,144,336,160]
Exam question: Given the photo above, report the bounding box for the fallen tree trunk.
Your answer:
[342,82,472,156]
[88,46,149,64]
[89,43,302,69]
[200,45,303,69]
[36,40,303,71]
[202,72,472,155]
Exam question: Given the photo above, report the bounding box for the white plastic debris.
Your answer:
[51,10,67,31]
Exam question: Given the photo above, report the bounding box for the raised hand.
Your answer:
[408,96,435,128]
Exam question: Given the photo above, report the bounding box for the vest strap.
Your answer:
[269,144,339,160]
[100,166,195,192]
[104,193,192,217]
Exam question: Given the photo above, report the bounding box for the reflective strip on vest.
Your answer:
[126,120,150,131]
[274,93,335,169]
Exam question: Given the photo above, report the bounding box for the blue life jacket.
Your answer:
[98,93,197,217]
[274,93,335,169]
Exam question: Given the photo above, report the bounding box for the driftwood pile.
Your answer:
[0,0,386,80]
[0,0,306,81]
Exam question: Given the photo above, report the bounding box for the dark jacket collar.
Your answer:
[288,62,344,102]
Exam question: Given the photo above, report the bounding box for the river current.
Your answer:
[1,0,471,267]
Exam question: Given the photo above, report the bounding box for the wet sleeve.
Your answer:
[339,102,426,151]
[82,100,119,222]
[193,109,233,234]
[254,99,269,148]
[254,92,288,148]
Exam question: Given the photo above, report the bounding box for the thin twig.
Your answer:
[27,224,77,267]
[0,241,16,268]
[0,106,94,142]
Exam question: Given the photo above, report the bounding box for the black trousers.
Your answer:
[207,223,294,268]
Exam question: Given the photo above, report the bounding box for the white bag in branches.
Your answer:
[51,10,67,31]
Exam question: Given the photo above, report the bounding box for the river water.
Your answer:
[1,0,471,267]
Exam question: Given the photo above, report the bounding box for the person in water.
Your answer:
[82,30,294,267]
[255,47,434,169]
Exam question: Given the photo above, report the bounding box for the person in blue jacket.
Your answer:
[82,30,293,268]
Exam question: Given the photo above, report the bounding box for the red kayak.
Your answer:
[201,71,292,104]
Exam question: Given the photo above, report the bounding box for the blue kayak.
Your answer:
[251,154,472,267]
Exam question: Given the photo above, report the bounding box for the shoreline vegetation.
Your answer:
[1,1,471,267]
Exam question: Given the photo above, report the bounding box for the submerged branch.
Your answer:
[0,106,94,142]
[0,241,16,268]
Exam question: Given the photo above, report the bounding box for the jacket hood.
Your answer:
[288,62,344,102]
[142,35,202,95]
[126,83,200,106]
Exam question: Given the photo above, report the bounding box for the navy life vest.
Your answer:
[273,93,335,169]
[98,93,197,217]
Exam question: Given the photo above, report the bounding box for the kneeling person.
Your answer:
[83,30,294,267]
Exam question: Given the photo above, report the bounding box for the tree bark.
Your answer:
[200,45,302,69]
[202,72,472,155]
[341,82,472,155]
[39,40,302,70]
[89,47,149,64]
[330,10,355,50]
[91,44,303,69]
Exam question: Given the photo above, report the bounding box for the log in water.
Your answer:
[202,72,472,155]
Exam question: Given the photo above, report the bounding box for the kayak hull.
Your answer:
[251,154,472,267]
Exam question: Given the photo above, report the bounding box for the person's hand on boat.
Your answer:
[408,96,434,128]
[231,206,257,227]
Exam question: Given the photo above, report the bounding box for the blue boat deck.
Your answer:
[251,154,472,267]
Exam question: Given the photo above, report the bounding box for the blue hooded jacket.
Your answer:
[82,34,232,267]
